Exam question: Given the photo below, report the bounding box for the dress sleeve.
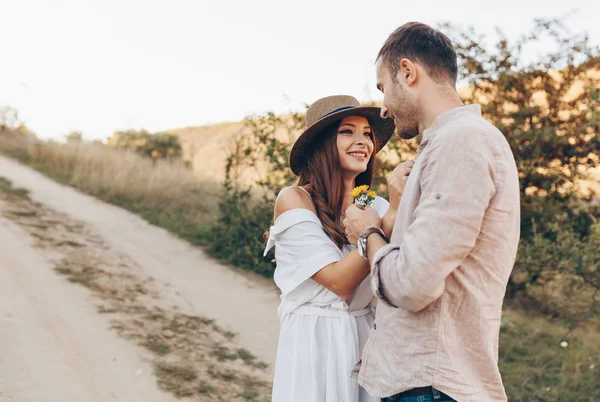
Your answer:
[264,208,343,297]
[372,196,390,218]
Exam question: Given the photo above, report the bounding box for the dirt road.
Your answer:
[0,156,280,402]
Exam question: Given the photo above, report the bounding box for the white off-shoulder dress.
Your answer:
[264,190,389,402]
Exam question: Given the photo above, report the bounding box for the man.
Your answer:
[343,22,521,402]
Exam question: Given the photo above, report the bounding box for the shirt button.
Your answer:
[373,323,377,330]
[435,193,442,200]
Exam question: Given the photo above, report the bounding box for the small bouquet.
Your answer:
[351,185,377,208]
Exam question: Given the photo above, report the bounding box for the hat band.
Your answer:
[318,106,355,120]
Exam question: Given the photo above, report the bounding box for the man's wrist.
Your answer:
[365,229,389,263]
[363,227,388,243]
[357,227,386,259]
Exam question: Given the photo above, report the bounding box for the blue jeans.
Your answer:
[381,388,456,402]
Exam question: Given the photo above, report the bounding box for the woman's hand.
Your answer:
[387,159,414,211]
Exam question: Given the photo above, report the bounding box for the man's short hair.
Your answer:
[377,22,458,85]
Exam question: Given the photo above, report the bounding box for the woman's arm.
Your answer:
[311,250,370,300]
[381,209,396,240]
[275,187,370,300]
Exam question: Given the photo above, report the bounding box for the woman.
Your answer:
[264,95,410,401]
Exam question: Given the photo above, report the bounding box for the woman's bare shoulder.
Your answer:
[274,187,315,220]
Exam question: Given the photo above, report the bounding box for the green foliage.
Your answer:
[207,185,275,276]
[440,17,600,239]
[512,223,600,331]
[205,112,305,276]
[242,111,303,197]
[107,129,183,161]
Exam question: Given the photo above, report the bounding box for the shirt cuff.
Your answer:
[370,243,401,308]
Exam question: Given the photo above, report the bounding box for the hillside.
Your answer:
[171,121,246,181]
[171,115,305,184]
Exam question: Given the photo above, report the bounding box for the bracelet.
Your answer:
[359,227,388,258]
[361,227,388,243]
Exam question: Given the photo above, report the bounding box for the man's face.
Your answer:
[376,58,420,140]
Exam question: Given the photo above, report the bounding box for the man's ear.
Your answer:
[398,58,418,87]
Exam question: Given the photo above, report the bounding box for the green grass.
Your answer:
[0,177,30,199]
[100,193,213,245]
[500,309,600,401]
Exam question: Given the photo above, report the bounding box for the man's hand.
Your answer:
[343,205,381,245]
[387,160,414,211]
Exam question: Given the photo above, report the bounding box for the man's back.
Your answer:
[355,105,520,402]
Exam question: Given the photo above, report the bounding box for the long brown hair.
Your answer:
[296,120,379,248]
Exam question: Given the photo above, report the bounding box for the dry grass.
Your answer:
[0,131,220,243]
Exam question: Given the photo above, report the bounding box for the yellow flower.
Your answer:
[350,185,369,198]
[351,185,377,207]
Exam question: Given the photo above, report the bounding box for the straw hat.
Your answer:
[289,95,395,175]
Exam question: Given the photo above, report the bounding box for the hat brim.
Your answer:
[289,106,396,176]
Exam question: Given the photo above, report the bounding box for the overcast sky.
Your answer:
[1,0,598,140]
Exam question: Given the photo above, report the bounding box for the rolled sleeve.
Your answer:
[373,127,496,312]
[370,243,402,307]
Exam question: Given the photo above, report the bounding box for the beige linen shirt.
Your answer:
[354,104,520,401]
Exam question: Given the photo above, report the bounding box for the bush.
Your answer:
[205,112,304,276]
[510,222,600,331]
[107,129,184,161]
[207,184,275,276]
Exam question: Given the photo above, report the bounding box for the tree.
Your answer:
[107,129,183,161]
[65,131,83,144]
[439,17,600,239]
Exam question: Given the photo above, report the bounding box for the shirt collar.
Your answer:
[421,104,482,143]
